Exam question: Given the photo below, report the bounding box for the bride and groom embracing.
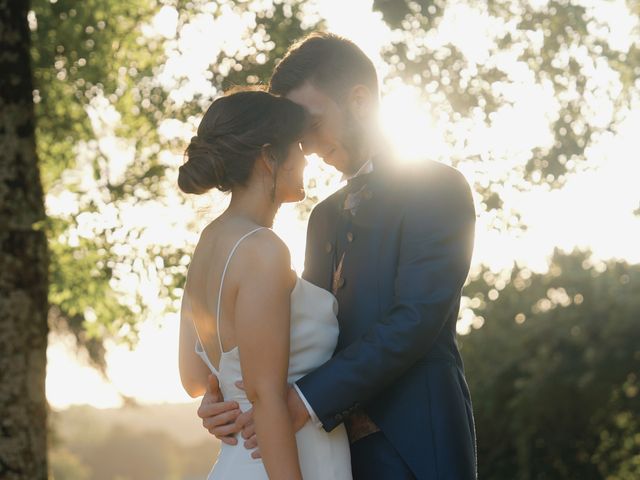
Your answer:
[178,32,478,480]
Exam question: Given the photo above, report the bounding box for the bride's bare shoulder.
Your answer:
[240,228,291,269]
[238,229,297,289]
[195,222,293,283]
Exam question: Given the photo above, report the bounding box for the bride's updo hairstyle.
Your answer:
[178,87,308,195]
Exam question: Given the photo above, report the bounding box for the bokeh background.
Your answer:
[12,0,640,478]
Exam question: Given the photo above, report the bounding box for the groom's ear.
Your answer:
[347,84,374,122]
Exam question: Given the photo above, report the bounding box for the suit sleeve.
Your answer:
[295,168,476,431]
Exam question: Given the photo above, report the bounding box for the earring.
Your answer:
[270,160,278,202]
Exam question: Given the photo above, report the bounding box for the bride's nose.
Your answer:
[300,137,318,156]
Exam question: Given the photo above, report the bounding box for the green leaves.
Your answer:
[32,0,320,368]
[31,0,176,361]
[374,0,639,218]
[460,250,640,478]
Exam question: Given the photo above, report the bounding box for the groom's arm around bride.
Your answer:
[297,158,478,480]
[300,162,476,430]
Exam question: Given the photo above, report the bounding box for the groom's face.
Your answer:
[285,81,359,175]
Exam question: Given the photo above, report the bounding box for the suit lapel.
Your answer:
[306,151,397,293]
[306,191,345,292]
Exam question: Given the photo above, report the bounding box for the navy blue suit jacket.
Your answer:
[297,155,477,479]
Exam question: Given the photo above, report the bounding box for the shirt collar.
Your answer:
[340,158,374,184]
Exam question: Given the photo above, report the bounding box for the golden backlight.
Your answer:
[46,0,640,409]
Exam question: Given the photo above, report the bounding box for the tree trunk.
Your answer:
[0,0,50,478]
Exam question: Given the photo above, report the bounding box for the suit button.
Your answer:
[337,277,345,289]
[346,232,354,243]
[325,242,333,253]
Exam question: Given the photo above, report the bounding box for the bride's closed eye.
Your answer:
[311,120,322,130]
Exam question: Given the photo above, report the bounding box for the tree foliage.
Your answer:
[460,250,640,478]
[32,0,320,371]
[31,0,170,370]
[35,0,639,368]
[373,0,640,209]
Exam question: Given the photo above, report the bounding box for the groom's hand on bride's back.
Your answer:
[197,377,310,457]
[197,374,244,445]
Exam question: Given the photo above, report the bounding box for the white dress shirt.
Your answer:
[340,158,374,183]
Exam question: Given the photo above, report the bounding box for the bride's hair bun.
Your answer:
[177,87,308,195]
[178,135,227,194]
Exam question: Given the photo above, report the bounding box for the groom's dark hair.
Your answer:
[269,32,379,103]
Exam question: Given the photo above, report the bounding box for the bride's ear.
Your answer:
[259,143,279,202]
[259,143,277,174]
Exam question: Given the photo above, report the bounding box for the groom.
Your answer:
[198,32,477,479]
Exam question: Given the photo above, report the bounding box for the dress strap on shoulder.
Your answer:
[216,226,266,353]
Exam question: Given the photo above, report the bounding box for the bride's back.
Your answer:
[185,218,273,371]
[177,89,311,373]
[187,218,349,480]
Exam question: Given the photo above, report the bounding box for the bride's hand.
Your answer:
[198,374,242,445]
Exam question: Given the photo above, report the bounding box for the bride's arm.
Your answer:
[236,235,302,480]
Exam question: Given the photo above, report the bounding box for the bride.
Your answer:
[177,88,352,479]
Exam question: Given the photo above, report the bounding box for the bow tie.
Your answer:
[343,174,372,216]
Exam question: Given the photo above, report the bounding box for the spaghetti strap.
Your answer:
[216,226,266,353]
[186,292,219,374]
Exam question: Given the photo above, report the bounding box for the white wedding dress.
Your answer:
[191,227,352,480]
